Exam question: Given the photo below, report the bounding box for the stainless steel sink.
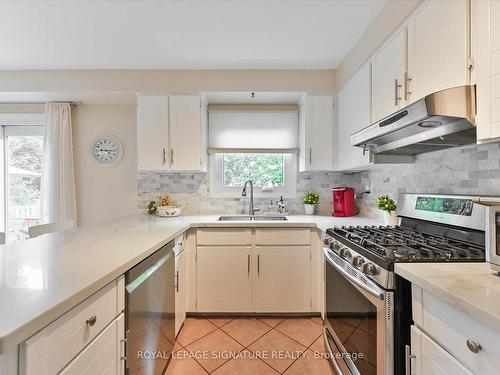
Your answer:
[218,215,287,221]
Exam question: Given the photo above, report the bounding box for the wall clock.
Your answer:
[90,134,123,167]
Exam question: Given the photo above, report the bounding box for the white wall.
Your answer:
[72,104,137,225]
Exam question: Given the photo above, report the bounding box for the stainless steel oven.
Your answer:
[323,246,393,375]
[472,197,500,273]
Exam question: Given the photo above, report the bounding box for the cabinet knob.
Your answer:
[466,339,481,353]
[85,315,97,327]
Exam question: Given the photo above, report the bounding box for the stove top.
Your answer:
[328,225,485,263]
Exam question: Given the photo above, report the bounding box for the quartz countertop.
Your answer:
[395,263,500,333]
[0,213,381,354]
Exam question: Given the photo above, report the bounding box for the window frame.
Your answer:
[209,153,297,199]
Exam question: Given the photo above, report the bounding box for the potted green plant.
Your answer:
[376,194,399,225]
[303,191,319,215]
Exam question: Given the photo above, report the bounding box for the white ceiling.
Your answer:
[0,0,386,70]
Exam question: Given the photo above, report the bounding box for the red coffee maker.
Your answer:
[332,187,356,217]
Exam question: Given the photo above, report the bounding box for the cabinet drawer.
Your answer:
[412,285,500,374]
[61,313,124,375]
[197,228,252,245]
[21,278,124,375]
[255,228,310,245]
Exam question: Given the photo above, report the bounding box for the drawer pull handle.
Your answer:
[85,315,97,327]
[466,339,481,353]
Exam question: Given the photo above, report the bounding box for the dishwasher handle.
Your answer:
[125,250,174,294]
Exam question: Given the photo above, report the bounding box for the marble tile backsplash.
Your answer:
[356,142,500,218]
[137,142,500,218]
[137,171,359,216]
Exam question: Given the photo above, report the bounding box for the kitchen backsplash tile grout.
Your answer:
[137,142,500,219]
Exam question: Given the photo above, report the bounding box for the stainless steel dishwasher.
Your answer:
[125,241,175,374]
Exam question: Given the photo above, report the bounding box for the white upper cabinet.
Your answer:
[337,61,372,171]
[137,95,169,171]
[137,94,207,171]
[476,0,500,141]
[372,27,407,122]
[408,0,470,103]
[299,94,336,172]
[169,95,205,171]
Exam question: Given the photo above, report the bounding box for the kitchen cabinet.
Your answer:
[299,94,336,172]
[476,0,500,141]
[175,248,186,335]
[20,277,125,375]
[254,246,310,312]
[336,61,372,171]
[137,94,208,171]
[196,245,253,312]
[60,314,125,375]
[411,284,500,374]
[409,325,472,375]
[408,0,471,104]
[372,27,407,122]
[137,95,169,171]
[195,228,312,313]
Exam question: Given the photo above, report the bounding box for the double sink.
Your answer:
[218,215,288,221]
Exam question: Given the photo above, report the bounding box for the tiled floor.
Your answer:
[166,316,336,375]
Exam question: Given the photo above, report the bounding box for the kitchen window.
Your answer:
[208,106,298,198]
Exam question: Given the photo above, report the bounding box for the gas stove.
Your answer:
[323,193,487,290]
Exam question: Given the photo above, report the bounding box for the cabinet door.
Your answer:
[337,62,372,171]
[410,325,472,375]
[197,246,252,312]
[254,246,310,312]
[60,313,125,375]
[409,0,470,103]
[299,95,335,172]
[169,95,203,171]
[175,251,186,336]
[137,95,169,171]
[373,28,406,122]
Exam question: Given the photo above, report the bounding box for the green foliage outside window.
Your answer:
[223,153,284,187]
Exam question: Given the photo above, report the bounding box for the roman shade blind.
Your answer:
[208,105,299,153]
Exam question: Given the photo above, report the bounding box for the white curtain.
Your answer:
[41,103,77,225]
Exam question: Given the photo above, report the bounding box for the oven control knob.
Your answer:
[332,241,342,251]
[339,247,351,259]
[323,237,333,246]
[352,256,365,268]
[362,263,377,276]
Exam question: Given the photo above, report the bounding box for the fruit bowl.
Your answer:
[156,205,182,217]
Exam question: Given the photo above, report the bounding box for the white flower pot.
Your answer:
[304,204,316,215]
[383,211,399,226]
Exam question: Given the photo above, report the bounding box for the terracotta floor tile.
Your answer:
[221,318,272,347]
[283,350,335,375]
[185,329,244,373]
[176,318,217,347]
[208,317,235,328]
[166,350,208,375]
[310,317,324,326]
[309,335,327,354]
[248,330,306,373]
[275,318,323,347]
[212,350,279,375]
[259,317,285,328]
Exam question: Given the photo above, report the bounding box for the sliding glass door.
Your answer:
[3,126,44,242]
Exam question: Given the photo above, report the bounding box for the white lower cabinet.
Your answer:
[196,245,252,312]
[61,314,125,375]
[410,325,472,375]
[195,228,312,313]
[411,285,500,374]
[175,249,186,335]
[20,277,125,375]
[254,246,310,312]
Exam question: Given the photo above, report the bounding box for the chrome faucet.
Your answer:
[241,180,259,216]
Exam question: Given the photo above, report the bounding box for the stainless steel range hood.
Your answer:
[351,85,476,155]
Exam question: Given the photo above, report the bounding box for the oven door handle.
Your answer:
[323,327,344,375]
[324,248,385,300]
